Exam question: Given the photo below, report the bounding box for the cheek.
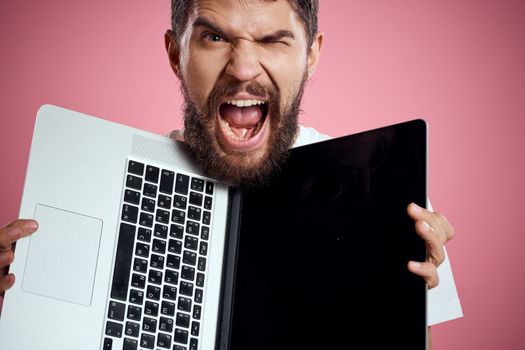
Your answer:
[182,48,224,107]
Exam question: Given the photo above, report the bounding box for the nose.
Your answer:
[225,40,263,82]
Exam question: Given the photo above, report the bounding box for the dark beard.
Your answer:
[182,76,306,187]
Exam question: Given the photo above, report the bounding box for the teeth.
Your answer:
[227,99,265,107]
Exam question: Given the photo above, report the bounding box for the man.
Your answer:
[0,0,460,347]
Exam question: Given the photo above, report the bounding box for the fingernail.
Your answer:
[411,203,423,213]
[409,261,422,268]
[422,221,431,231]
[25,220,38,232]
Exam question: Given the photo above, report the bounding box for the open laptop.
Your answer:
[0,104,427,350]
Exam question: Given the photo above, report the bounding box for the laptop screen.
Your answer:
[220,120,427,349]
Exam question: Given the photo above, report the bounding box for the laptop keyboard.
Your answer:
[103,159,215,350]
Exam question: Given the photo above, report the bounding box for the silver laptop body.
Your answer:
[0,104,229,350]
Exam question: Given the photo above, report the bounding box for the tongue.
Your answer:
[219,104,263,133]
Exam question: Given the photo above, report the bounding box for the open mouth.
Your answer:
[217,98,270,150]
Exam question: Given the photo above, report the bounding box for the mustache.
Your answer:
[209,81,272,104]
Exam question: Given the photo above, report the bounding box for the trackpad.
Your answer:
[22,204,103,306]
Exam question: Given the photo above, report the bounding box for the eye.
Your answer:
[204,32,225,42]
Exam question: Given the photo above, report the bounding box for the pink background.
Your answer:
[1,1,524,348]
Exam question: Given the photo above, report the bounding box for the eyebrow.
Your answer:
[193,16,295,42]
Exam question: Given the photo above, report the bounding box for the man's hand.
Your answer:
[406,203,455,289]
[0,219,38,292]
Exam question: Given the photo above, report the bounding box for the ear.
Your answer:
[306,31,323,79]
[165,30,181,79]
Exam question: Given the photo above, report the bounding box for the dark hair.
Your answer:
[170,0,319,47]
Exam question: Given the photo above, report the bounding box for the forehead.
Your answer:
[190,0,303,37]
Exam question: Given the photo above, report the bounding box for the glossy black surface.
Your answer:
[225,120,427,349]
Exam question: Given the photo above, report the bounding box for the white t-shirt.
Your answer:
[294,125,463,326]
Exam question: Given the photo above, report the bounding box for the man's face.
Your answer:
[167,0,321,186]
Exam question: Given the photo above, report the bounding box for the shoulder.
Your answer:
[293,125,331,148]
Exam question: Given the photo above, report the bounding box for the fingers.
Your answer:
[407,203,454,244]
[0,219,38,251]
[408,261,439,289]
[0,272,15,292]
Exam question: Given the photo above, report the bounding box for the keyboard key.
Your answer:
[195,288,203,303]
[186,221,200,236]
[154,223,168,238]
[145,165,160,183]
[131,273,146,289]
[205,181,214,195]
[160,170,175,194]
[125,321,140,337]
[199,241,208,256]
[190,337,198,350]
[143,183,157,198]
[183,250,197,266]
[133,258,147,273]
[123,337,138,350]
[170,224,184,239]
[110,223,136,301]
[184,236,198,251]
[127,305,142,320]
[196,273,205,288]
[203,211,211,225]
[156,209,170,224]
[108,301,126,321]
[204,196,213,210]
[126,175,142,191]
[191,321,200,336]
[139,212,153,227]
[152,239,167,254]
[105,321,123,338]
[141,197,155,213]
[174,345,186,350]
[128,161,144,176]
[197,257,206,272]
[163,285,178,301]
[173,194,187,209]
[193,305,202,320]
[176,312,190,328]
[178,297,192,312]
[150,254,165,269]
[137,227,151,242]
[142,316,157,333]
[161,300,176,316]
[124,189,140,205]
[103,337,112,350]
[140,333,155,349]
[189,192,203,206]
[157,332,172,349]
[159,316,174,333]
[172,209,186,224]
[146,285,161,300]
[121,204,138,224]
[180,281,194,297]
[191,178,204,192]
[144,301,159,317]
[167,254,181,270]
[175,174,190,195]
[201,226,209,240]
[129,289,144,305]
[135,242,149,258]
[158,194,172,209]
[168,239,183,254]
[174,328,189,345]
[181,266,195,281]
[165,269,179,285]
[188,206,201,221]
[148,269,163,285]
